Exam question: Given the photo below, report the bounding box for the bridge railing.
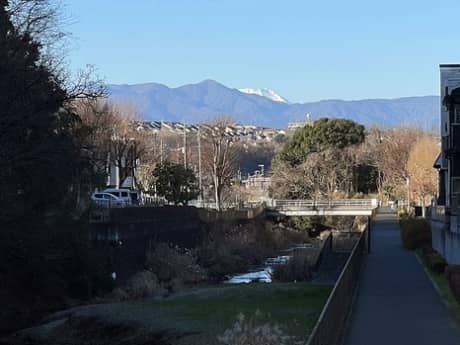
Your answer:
[306,228,367,345]
[270,198,377,210]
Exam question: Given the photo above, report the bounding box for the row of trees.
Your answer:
[270,117,439,206]
[74,103,240,210]
[127,116,439,209]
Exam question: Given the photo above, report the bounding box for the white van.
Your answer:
[103,188,132,204]
[91,192,127,207]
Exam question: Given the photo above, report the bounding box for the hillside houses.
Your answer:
[135,121,287,145]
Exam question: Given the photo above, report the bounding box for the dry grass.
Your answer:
[217,311,303,345]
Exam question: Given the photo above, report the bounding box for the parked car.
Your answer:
[91,192,128,207]
[102,188,144,205]
[129,190,143,205]
[102,188,132,204]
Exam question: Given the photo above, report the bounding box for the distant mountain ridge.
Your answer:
[107,79,439,128]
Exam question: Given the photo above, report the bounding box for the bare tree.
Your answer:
[407,136,439,216]
[202,116,238,211]
[7,0,105,101]
[270,146,361,200]
[370,127,424,200]
[74,100,151,190]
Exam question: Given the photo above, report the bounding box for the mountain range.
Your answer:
[107,79,440,128]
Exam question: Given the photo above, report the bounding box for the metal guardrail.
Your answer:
[271,199,378,210]
[188,200,265,210]
[306,229,367,345]
[164,198,378,211]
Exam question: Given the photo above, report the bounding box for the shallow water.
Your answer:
[225,243,314,284]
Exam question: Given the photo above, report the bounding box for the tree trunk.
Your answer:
[421,197,426,218]
[214,175,220,211]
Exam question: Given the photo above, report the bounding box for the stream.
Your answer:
[225,243,315,284]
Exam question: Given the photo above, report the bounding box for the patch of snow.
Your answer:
[238,88,289,103]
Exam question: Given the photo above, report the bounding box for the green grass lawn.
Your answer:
[415,251,460,326]
[104,283,331,344]
[21,282,331,345]
[429,271,460,325]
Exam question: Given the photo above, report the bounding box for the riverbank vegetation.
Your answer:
[4,283,331,345]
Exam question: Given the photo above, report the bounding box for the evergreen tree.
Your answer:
[0,0,80,221]
[280,118,365,166]
[152,161,199,205]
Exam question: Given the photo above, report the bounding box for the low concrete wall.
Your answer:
[332,231,361,252]
[197,203,266,222]
[88,205,268,284]
[429,205,460,265]
[444,231,460,264]
[430,220,460,265]
[91,206,206,247]
[430,220,446,258]
[89,207,207,283]
[311,232,333,271]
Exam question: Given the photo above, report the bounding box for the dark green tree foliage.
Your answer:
[153,161,199,205]
[280,118,365,166]
[0,0,80,221]
[0,2,110,333]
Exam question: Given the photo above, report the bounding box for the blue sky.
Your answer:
[66,0,460,103]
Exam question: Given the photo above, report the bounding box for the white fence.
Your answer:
[269,199,378,210]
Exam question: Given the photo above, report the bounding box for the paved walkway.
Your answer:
[344,208,460,345]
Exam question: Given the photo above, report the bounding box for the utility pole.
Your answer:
[176,142,180,164]
[160,133,164,165]
[198,126,202,200]
[183,123,187,169]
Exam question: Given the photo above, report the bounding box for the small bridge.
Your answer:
[266,199,378,216]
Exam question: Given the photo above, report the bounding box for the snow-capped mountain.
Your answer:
[238,88,289,103]
[106,79,439,128]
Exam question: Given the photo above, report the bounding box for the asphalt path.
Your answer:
[344,208,460,345]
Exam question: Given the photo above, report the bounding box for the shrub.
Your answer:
[124,270,166,299]
[110,287,130,302]
[423,251,447,274]
[272,252,312,282]
[199,239,251,280]
[198,219,310,281]
[217,311,301,345]
[399,218,432,250]
[397,207,415,219]
[146,243,204,290]
[445,265,460,304]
